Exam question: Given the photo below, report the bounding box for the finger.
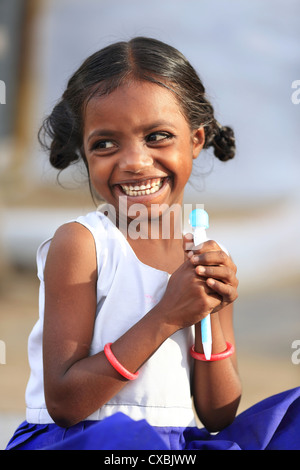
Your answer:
[190,239,221,254]
[206,278,238,302]
[190,249,232,268]
[195,265,238,286]
[183,233,194,254]
[185,240,221,262]
[194,278,223,310]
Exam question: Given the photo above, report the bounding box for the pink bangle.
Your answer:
[190,342,234,361]
[104,343,139,380]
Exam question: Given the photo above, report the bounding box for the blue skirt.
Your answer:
[6,387,300,450]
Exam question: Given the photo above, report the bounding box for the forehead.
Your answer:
[84,80,186,129]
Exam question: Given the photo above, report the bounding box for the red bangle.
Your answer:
[104,343,139,380]
[190,342,234,361]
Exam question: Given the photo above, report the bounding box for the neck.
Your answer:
[109,202,185,273]
[116,203,184,241]
[127,234,184,274]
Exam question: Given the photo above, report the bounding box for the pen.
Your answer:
[189,208,212,360]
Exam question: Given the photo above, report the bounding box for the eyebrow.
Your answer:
[87,120,178,142]
[87,129,117,142]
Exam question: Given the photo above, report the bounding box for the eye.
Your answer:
[146,132,173,143]
[90,140,116,152]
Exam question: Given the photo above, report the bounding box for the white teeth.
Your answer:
[120,178,164,196]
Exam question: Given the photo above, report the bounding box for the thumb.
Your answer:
[183,233,194,259]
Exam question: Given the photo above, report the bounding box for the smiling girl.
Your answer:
[6,37,300,451]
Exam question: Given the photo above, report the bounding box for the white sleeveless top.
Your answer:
[25,209,196,427]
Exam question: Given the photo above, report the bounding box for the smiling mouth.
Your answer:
[117,177,167,197]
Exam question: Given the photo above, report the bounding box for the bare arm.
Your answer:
[43,223,177,427]
[187,242,242,431]
[192,306,242,431]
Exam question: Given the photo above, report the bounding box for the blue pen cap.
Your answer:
[189,209,209,229]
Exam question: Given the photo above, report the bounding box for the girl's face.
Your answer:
[83,80,204,223]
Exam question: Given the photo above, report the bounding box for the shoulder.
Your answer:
[51,221,96,254]
[45,222,97,282]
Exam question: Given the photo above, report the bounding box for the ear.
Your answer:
[191,127,205,159]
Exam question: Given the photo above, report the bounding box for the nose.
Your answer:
[118,144,153,173]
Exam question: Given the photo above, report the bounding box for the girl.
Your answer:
[6,37,300,450]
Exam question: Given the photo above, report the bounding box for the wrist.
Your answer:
[147,301,180,340]
[195,313,227,355]
[191,342,234,361]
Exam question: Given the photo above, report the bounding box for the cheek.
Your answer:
[166,138,194,166]
[87,160,111,193]
[174,146,194,177]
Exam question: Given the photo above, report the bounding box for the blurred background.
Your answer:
[0,0,299,449]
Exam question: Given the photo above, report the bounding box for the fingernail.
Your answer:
[185,232,193,240]
[197,266,205,273]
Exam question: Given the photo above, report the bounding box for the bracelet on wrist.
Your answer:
[190,341,234,361]
[104,343,139,380]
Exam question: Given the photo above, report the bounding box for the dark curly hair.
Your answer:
[38,37,235,174]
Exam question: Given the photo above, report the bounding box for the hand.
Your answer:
[158,257,223,332]
[184,235,239,314]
